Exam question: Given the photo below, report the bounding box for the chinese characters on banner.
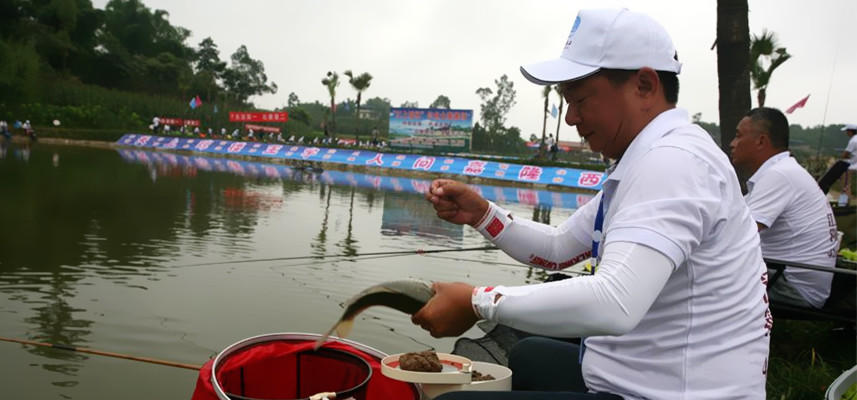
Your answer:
[229,111,289,122]
[117,134,605,191]
[159,118,183,126]
[388,107,473,153]
[158,118,200,126]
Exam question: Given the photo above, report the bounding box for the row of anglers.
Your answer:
[0,119,389,149]
[149,124,390,148]
[0,120,37,142]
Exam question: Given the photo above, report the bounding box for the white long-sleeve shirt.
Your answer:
[471,108,770,400]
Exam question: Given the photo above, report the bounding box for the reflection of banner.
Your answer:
[382,192,463,240]
[116,134,604,191]
[388,107,473,153]
[116,148,595,210]
[229,111,288,122]
[245,124,281,133]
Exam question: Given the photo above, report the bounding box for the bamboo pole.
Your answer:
[0,336,201,370]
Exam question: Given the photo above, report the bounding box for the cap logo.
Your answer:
[564,16,581,49]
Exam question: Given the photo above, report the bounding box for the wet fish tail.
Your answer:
[334,319,355,339]
[313,318,355,350]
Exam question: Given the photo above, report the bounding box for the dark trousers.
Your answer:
[818,160,850,194]
[435,337,622,400]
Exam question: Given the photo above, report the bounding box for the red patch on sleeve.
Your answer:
[484,286,495,292]
[485,217,504,237]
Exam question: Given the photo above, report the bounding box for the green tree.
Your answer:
[429,95,451,109]
[5,0,102,76]
[343,70,372,115]
[94,0,194,95]
[287,92,299,107]
[101,0,191,58]
[193,37,226,105]
[750,29,791,107]
[0,40,41,103]
[195,37,225,75]
[364,96,391,131]
[287,107,310,125]
[364,97,391,112]
[222,45,277,104]
[320,71,339,130]
[475,74,517,136]
[716,0,751,154]
[400,100,418,108]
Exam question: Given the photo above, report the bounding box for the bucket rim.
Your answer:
[210,332,390,400]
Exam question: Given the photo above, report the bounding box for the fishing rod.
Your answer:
[764,258,857,276]
[174,245,499,267]
[0,336,201,370]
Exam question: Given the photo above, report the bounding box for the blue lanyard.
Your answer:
[589,195,605,275]
[580,193,605,363]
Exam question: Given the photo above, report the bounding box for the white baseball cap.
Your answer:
[841,124,857,131]
[521,8,682,85]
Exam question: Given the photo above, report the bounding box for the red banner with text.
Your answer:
[159,117,183,126]
[229,111,288,123]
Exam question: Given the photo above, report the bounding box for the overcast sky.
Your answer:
[92,0,856,142]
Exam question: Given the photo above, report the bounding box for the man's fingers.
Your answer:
[432,197,459,211]
[430,179,468,198]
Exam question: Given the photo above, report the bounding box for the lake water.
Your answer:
[0,142,589,399]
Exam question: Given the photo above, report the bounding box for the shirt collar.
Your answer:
[605,108,691,183]
[746,151,791,193]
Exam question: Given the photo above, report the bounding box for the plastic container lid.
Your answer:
[381,353,473,384]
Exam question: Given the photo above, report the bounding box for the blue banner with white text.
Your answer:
[116,134,604,191]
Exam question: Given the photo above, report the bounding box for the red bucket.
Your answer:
[192,333,421,400]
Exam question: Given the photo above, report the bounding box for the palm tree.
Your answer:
[321,71,340,131]
[749,30,791,107]
[343,70,373,116]
[539,85,551,158]
[554,84,564,149]
[716,0,751,154]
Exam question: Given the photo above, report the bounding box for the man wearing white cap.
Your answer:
[414,8,769,399]
[819,123,857,195]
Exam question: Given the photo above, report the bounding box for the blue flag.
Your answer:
[189,97,198,109]
[551,104,558,118]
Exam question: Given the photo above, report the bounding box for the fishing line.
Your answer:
[423,253,589,274]
[267,252,421,270]
[173,245,498,268]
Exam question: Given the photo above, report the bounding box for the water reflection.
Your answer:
[382,191,463,240]
[0,144,588,398]
[117,148,594,210]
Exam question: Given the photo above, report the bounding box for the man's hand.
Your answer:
[411,282,479,338]
[425,179,490,227]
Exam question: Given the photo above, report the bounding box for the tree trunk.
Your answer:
[330,96,336,133]
[356,92,362,117]
[555,97,564,145]
[716,0,751,155]
[757,88,766,108]
[540,94,548,158]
